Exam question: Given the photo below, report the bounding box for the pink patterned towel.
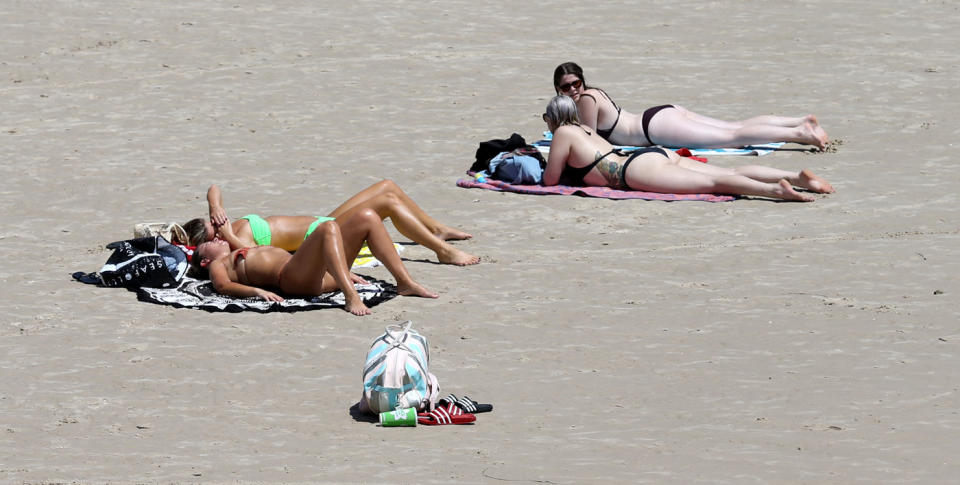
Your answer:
[456,177,735,202]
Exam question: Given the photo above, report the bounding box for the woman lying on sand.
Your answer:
[182,179,479,266]
[192,209,438,316]
[542,95,834,202]
[552,62,829,150]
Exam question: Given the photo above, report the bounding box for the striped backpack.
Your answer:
[360,321,440,414]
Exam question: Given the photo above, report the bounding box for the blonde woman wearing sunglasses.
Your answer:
[552,62,829,150]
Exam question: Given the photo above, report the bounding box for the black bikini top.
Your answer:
[582,90,621,141]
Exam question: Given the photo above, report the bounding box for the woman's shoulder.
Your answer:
[578,88,615,109]
[553,124,583,137]
[588,87,618,101]
[553,124,598,144]
[578,89,602,103]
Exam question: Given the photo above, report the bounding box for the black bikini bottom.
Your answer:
[618,147,668,190]
[641,104,675,145]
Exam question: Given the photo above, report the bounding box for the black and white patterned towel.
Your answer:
[135,277,396,313]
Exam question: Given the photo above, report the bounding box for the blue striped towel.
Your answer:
[535,132,783,156]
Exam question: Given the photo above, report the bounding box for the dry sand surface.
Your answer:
[2,0,959,483]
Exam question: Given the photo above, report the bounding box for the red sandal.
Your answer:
[417,407,476,425]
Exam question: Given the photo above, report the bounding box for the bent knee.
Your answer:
[317,219,341,237]
[376,179,399,191]
[355,207,381,224]
[380,191,401,205]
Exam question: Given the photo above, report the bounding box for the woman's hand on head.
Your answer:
[216,218,236,239]
[209,206,229,227]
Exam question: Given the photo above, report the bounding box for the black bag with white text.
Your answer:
[99,236,188,289]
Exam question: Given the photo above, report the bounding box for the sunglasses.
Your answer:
[557,79,582,92]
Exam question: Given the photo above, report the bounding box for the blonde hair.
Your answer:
[545,95,581,127]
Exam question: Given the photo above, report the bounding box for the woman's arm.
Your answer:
[209,260,284,301]
[216,215,256,250]
[576,93,600,131]
[206,185,229,227]
[542,127,572,186]
[207,184,255,249]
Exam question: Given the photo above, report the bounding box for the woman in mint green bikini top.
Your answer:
[181,180,480,266]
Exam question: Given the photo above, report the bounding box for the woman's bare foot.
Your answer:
[344,296,371,316]
[397,280,439,298]
[800,119,829,150]
[807,115,830,147]
[437,246,480,266]
[434,225,472,241]
[774,179,815,202]
[798,169,835,193]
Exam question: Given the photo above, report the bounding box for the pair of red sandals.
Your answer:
[417,394,493,426]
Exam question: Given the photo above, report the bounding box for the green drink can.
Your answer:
[379,407,417,427]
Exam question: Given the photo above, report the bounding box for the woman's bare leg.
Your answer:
[677,157,797,182]
[327,179,471,240]
[624,157,815,201]
[649,108,828,149]
[335,208,438,298]
[676,106,811,129]
[364,194,479,265]
[330,182,479,266]
[283,221,370,315]
[674,157,834,193]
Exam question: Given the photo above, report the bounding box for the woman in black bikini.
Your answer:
[542,95,834,202]
[553,62,830,150]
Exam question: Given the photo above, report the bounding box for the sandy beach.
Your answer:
[2,0,959,482]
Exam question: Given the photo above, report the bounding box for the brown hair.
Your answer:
[553,62,590,94]
[189,242,210,278]
[182,218,208,246]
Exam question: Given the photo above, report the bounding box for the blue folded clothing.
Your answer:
[488,151,544,184]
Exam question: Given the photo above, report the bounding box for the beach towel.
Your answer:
[680,143,783,156]
[354,243,402,268]
[135,277,396,313]
[533,135,784,156]
[456,175,735,202]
